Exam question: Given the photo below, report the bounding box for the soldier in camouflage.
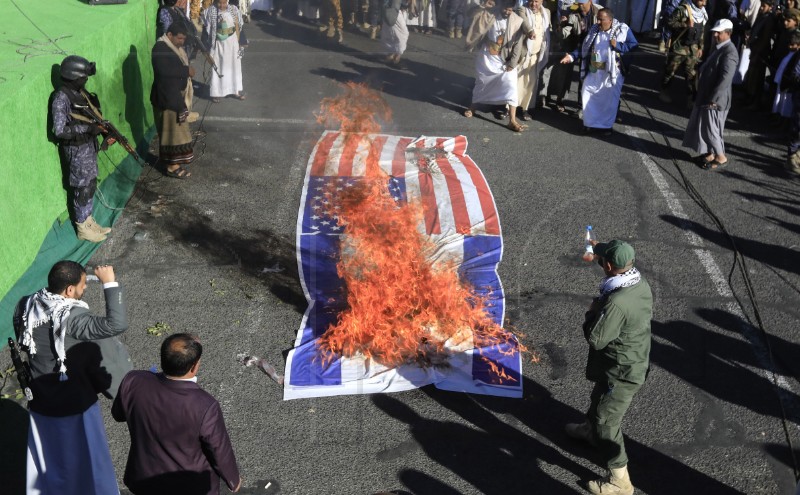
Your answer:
[658,0,708,106]
[51,55,116,243]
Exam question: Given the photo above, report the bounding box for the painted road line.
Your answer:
[625,126,795,395]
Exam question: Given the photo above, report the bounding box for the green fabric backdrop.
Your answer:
[0,0,157,341]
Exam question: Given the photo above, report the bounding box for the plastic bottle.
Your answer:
[582,225,595,262]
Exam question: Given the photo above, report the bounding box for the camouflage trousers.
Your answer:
[661,44,701,95]
[71,178,97,224]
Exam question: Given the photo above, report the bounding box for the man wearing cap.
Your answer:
[51,55,117,243]
[566,239,652,495]
[683,18,738,170]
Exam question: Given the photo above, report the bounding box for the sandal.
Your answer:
[519,109,530,121]
[507,121,524,133]
[165,165,191,179]
[703,159,729,170]
[233,93,246,100]
[463,109,473,118]
[692,154,714,164]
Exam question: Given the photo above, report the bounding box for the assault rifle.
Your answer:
[193,34,223,79]
[7,338,33,401]
[70,90,150,167]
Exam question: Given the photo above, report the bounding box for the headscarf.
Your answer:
[20,289,89,381]
[203,1,243,49]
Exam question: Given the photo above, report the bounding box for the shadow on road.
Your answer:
[372,376,744,494]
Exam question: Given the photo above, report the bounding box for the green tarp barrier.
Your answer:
[0,0,157,341]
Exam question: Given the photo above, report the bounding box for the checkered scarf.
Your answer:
[598,267,641,297]
[21,288,88,381]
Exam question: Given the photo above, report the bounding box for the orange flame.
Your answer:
[315,83,527,383]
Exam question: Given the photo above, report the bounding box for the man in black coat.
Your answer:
[743,0,777,108]
[152,22,195,178]
[112,334,241,495]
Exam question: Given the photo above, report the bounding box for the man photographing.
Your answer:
[566,240,653,495]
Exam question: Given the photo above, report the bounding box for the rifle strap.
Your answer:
[79,89,104,120]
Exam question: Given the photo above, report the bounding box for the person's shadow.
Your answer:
[0,398,28,495]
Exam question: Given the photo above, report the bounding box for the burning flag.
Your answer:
[283,131,524,400]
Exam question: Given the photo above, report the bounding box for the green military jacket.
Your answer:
[582,277,653,385]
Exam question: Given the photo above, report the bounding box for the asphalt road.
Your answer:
[3,14,800,495]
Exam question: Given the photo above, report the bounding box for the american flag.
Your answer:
[283,131,522,400]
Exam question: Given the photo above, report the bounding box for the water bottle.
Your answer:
[582,225,595,262]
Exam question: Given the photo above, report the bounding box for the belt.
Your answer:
[589,61,606,72]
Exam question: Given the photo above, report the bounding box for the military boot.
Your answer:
[76,220,107,243]
[587,466,634,495]
[787,152,800,174]
[86,215,112,235]
[455,28,462,39]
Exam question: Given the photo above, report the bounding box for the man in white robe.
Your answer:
[515,0,550,121]
[382,0,410,64]
[559,7,637,134]
[464,0,531,132]
[203,0,247,101]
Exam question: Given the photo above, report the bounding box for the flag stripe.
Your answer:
[448,156,489,236]
[412,140,441,235]
[338,135,360,176]
[436,157,472,235]
[310,131,340,176]
[393,137,413,178]
[456,154,501,236]
[365,135,389,177]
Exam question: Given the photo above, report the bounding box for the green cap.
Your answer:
[594,240,635,269]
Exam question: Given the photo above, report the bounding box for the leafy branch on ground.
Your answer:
[146,322,172,337]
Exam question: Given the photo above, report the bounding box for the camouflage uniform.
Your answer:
[661,0,706,97]
[51,88,101,224]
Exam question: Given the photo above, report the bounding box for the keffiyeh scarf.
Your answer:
[21,288,88,381]
[687,0,708,24]
[598,267,641,297]
[204,4,242,49]
[582,19,629,85]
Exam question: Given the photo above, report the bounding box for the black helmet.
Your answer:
[60,55,96,81]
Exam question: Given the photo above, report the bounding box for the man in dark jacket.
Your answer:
[566,240,652,495]
[152,22,195,178]
[113,334,242,495]
[15,261,130,494]
[743,0,777,108]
